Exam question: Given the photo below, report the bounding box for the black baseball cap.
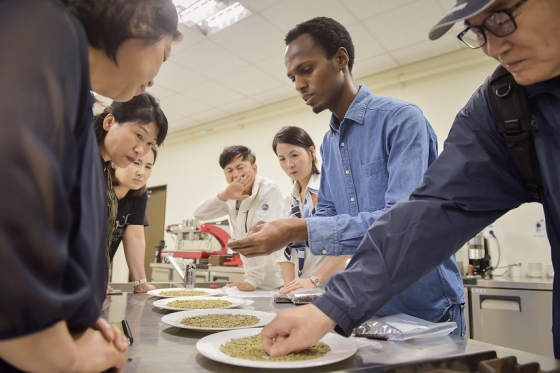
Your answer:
[429,0,496,40]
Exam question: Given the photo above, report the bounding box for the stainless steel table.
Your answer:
[101,289,560,372]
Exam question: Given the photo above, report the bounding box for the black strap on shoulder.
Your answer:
[488,65,542,202]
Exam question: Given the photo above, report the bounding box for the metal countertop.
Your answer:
[101,288,560,372]
[463,275,553,291]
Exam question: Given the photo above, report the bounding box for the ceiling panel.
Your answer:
[253,84,298,105]
[352,53,399,79]
[168,117,201,132]
[159,109,185,124]
[362,0,445,51]
[146,84,176,101]
[219,97,262,114]
[240,0,283,12]
[171,25,206,54]
[151,61,207,93]
[218,65,286,97]
[122,0,473,134]
[190,108,229,123]
[391,33,462,66]
[343,0,418,20]
[254,52,291,83]
[260,0,359,33]
[181,80,246,107]
[160,94,212,117]
[172,40,249,78]
[345,22,386,62]
[210,15,286,63]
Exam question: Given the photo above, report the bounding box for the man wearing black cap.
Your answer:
[237,0,560,359]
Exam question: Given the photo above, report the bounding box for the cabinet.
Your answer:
[209,266,245,282]
[150,263,245,284]
[468,280,553,357]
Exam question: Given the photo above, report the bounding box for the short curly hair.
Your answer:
[285,17,355,73]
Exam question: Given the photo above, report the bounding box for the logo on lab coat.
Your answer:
[262,204,269,211]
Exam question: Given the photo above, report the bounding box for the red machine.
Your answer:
[200,223,242,266]
[163,222,229,259]
[163,220,242,266]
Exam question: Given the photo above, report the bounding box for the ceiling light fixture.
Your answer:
[173,0,252,36]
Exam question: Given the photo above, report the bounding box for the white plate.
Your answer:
[147,288,222,298]
[153,296,247,311]
[196,328,357,369]
[161,309,276,332]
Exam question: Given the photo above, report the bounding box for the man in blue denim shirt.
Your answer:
[233,0,560,360]
[229,17,465,332]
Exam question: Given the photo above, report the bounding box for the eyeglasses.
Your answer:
[457,0,528,49]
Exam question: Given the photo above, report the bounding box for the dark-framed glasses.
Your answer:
[457,0,528,49]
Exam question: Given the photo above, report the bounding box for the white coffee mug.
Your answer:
[510,264,522,278]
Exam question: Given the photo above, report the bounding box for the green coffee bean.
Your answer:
[160,290,209,297]
[220,334,330,361]
[167,299,232,309]
[180,314,259,328]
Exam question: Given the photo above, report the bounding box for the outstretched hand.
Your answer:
[261,304,337,357]
[227,219,306,257]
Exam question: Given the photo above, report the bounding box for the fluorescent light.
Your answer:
[182,0,220,26]
[173,0,252,35]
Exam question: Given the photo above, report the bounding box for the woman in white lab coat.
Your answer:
[272,126,350,293]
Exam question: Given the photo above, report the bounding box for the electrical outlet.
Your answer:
[484,224,497,237]
[533,220,546,237]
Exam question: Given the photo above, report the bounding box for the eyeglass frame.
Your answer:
[457,0,528,49]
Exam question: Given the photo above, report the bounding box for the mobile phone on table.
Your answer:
[112,319,133,345]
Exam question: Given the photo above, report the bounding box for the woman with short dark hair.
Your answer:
[94,93,168,262]
[0,0,180,371]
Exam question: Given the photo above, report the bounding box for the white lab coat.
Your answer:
[193,175,284,290]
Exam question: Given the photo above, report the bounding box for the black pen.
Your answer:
[121,319,133,345]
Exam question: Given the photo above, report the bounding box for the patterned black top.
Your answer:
[0,0,108,370]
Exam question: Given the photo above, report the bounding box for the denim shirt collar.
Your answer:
[328,84,373,132]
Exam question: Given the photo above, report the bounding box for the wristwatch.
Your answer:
[309,275,321,288]
[131,278,147,287]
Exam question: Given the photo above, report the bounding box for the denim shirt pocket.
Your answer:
[361,159,385,177]
[359,159,387,211]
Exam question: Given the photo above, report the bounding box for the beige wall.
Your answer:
[144,48,552,279]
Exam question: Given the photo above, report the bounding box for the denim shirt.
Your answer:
[313,77,560,355]
[306,85,464,322]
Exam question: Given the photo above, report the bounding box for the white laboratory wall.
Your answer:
[146,48,552,279]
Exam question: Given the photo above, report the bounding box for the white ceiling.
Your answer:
[147,0,466,133]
